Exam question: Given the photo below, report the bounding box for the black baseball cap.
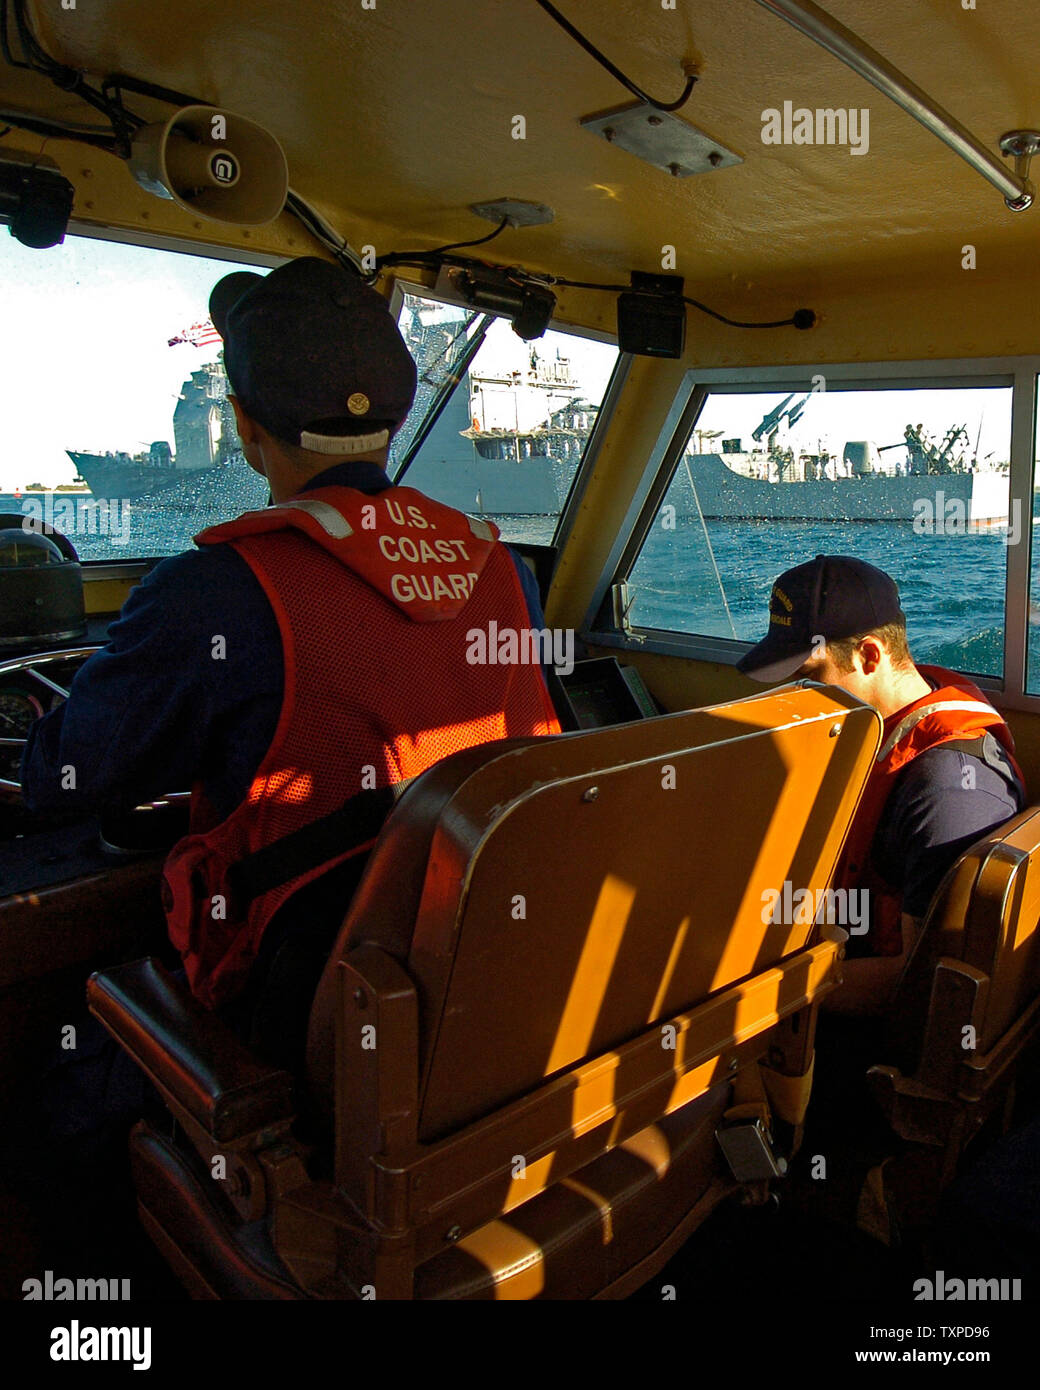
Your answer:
[736,555,905,683]
[209,257,417,454]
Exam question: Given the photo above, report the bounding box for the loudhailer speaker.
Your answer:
[129,106,289,225]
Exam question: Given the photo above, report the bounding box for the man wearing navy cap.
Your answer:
[738,555,1024,1014]
[23,257,560,1058]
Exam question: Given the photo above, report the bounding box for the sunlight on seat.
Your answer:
[621,1123,671,1178]
[568,1053,623,1136]
[649,916,690,1020]
[456,1221,545,1298]
[501,1153,556,1213]
[545,872,636,1075]
[561,1176,614,1244]
[705,750,834,993]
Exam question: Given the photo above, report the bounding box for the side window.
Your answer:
[392,289,619,546]
[622,382,1014,679]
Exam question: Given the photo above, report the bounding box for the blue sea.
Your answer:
[5,492,1038,687]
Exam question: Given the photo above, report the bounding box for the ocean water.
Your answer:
[3,491,1036,688]
[628,515,1015,674]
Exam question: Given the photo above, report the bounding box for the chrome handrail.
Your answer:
[753,0,1033,210]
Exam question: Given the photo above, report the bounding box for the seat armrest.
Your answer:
[87,957,294,1143]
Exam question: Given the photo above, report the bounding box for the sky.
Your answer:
[0,230,1027,488]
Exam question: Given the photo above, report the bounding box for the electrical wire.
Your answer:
[550,275,814,330]
[284,189,364,272]
[0,108,119,151]
[0,0,31,69]
[683,296,815,330]
[533,0,696,113]
[1,0,140,154]
[0,2,367,267]
[376,215,510,268]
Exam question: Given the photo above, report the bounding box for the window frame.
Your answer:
[584,356,1040,711]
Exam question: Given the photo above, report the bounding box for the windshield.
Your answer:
[0,232,272,560]
[1,236,619,562]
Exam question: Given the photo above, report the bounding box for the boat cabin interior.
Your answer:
[3,0,1040,1337]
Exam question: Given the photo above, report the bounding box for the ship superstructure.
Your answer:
[396,332,598,514]
[67,360,263,509]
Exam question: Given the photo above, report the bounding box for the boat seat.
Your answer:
[868,805,1040,1184]
[87,681,880,1299]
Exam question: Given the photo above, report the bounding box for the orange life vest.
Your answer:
[832,664,1024,955]
[162,484,561,1008]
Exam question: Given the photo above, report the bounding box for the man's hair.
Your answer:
[827,620,914,672]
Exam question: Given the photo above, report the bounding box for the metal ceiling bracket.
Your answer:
[999,131,1040,212]
[580,102,742,178]
[469,199,555,228]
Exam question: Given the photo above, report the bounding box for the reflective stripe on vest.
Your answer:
[268,497,355,539]
[876,700,1005,764]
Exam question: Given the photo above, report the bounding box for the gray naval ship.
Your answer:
[67,363,268,513]
[680,392,1009,526]
[68,364,1008,526]
[67,349,595,517]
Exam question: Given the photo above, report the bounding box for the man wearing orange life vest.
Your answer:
[737,555,1024,1015]
[23,256,560,1054]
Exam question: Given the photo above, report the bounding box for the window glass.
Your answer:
[393,291,619,546]
[2,233,271,559]
[625,384,1014,678]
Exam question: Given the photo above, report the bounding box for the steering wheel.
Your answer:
[0,647,189,821]
[0,646,102,801]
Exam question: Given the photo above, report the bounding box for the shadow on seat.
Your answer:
[869,805,1040,1187]
[87,681,880,1299]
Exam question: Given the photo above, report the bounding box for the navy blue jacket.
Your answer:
[22,462,546,820]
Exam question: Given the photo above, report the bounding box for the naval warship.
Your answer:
[67,362,267,512]
[67,360,1008,526]
[67,347,596,517]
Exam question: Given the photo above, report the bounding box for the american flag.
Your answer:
[168,319,222,348]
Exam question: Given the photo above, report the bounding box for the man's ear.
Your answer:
[227,394,267,479]
[228,393,258,446]
[857,635,884,673]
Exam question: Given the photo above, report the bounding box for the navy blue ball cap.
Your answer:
[209,257,417,453]
[736,554,904,683]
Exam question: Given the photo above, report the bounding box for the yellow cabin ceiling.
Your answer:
[3,0,1040,302]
